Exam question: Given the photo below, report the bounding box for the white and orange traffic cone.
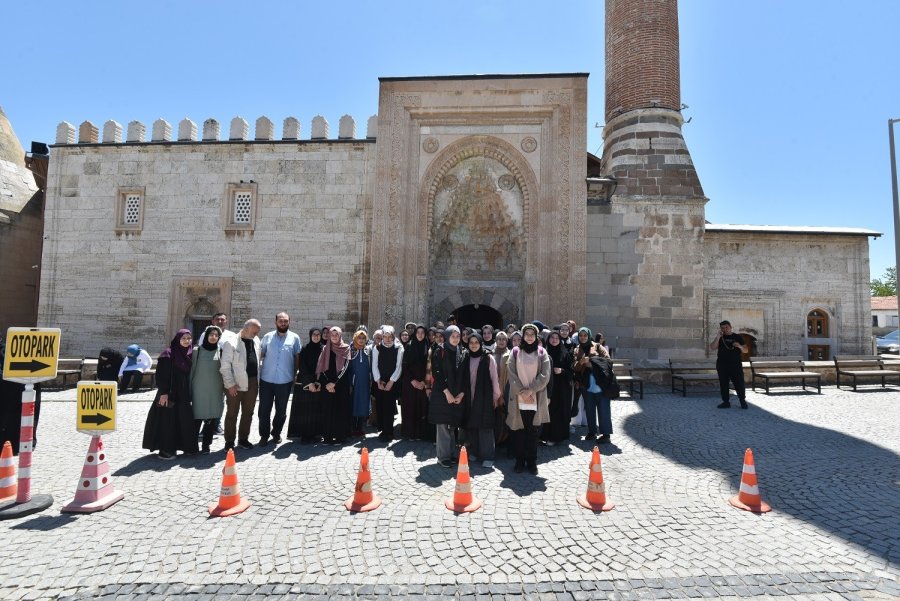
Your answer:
[445,446,481,513]
[577,446,615,511]
[208,449,250,517]
[62,435,125,513]
[729,448,771,513]
[0,441,16,503]
[344,447,381,512]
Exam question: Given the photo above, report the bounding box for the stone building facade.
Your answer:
[0,107,44,335]
[32,0,879,362]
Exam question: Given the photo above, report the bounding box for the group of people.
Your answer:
[139,313,619,474]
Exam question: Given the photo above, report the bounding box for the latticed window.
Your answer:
[225,182,257,231]
[233,192,252,224]
[116,188,144,232]
[124,195,142,224]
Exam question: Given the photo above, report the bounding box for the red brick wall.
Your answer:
[605,0,681,122]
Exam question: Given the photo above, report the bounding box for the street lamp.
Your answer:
[890,119,900,326]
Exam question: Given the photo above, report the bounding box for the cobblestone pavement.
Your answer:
[2,384,898,600]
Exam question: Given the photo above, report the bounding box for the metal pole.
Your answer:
[890,119,900,326]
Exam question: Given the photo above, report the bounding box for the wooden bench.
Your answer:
[669,359,720,396]
[833,355,900,391]
[612,359,643,399]
[749,356,821,394]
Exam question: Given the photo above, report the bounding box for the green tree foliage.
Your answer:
[870,266,897,296]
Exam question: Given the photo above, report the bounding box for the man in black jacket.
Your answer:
[709,320,749,409]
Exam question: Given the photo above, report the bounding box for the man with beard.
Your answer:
[257,312,301,446]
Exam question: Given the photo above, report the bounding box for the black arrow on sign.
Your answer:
[81,413,112,426]
[10,360,51,373]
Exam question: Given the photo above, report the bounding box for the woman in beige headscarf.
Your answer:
[505,323,552,474]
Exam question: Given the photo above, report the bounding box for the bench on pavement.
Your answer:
[54,358,84,388]
[749,356,821,394]
[669,359,720,396]
[833,355,900,391]
[612,359,643,399]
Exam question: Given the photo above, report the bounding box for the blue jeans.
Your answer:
[583,391,612,436]
[258,380,292,440]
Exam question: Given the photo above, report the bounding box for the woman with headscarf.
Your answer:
[462,333,501,468]
[118,343,153,393]
[316,327,352,445]
[428,325,467,468]
[398,329,411,347]
[573,327,613,443]
[505,323,552,474]
[542,330,573,446]
[288,328,325,443]
[191,326,225,454]
[371,325,404,442]
[400,325,430,439]
[348,329,371,437]
[481,325,497,353]
[510,330,522,349]
[493,331,511,448]
[143,329,197,459]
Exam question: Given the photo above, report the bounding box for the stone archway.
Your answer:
[431,285,521,330]
[453,304,503,330]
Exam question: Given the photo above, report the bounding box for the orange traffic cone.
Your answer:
[344,447,382,512]
[445,446,481,513]
[0,441,16,503]
[62,435,125,513]
[577,446,615,511]
[729,448,771,513]
[208,449,250,517]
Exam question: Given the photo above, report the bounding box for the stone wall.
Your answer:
[703,228,874,357]
[0,193,43,333]
[38,140,375,356]
[586,197,706,364]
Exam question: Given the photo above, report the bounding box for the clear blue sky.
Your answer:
[4,1,899,280]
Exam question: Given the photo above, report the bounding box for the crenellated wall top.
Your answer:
[54,114,378,145]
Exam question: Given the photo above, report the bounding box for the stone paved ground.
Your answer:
[2,384,898,600]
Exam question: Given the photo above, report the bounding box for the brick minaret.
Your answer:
[602,0,703,198]
[586,0,706,363]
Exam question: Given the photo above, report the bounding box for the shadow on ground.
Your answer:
[624,393,900,565]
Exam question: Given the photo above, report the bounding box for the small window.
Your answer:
[225,182,257,232]
[115,187,144,232]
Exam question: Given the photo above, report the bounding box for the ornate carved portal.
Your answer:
[425,136,533,325]
[166,277,232,339]
[369,76,587,329]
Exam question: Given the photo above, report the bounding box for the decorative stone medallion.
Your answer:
[498,174,516,190]
[423,137,440,153]
[520,136,537,153]
[441,175,459,191]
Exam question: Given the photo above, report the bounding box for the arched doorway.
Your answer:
[453,304,502,330]
[805,308,831,360]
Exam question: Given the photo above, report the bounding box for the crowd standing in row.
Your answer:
[130,312,619,473]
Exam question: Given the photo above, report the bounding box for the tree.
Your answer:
[870,267,897,296]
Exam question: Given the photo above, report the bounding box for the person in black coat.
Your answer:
[428,326,466,468]
[0,340,41,455]
[316,327,352,445]
[142,329,198,459]
[462,333,501,467]
[543,330,574,444]
[288,328,325,443]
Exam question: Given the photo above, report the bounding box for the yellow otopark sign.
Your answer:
[2,327,61,383]
[76,381,117,434]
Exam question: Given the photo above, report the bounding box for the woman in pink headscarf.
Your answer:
[316,326,352,445]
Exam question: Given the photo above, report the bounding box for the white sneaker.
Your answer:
[482,460,494,468]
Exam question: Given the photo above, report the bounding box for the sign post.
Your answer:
[62,380,124,513]
[0,327,61,519]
